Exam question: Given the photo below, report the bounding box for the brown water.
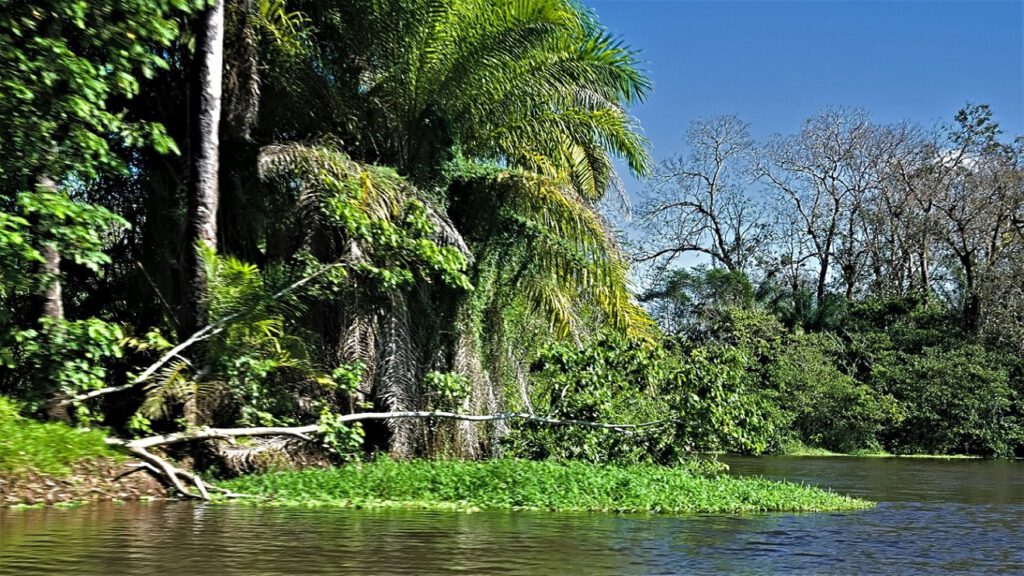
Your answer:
[1,457,1022,575]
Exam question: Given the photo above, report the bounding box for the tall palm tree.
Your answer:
[248,0,655,455]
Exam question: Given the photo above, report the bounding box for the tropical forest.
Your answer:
[1,1,1023,574]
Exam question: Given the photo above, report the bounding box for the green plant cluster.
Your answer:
[221,457,872,514]
[1,190,129,409]
[644,268,1024,458]
[503,331,776,464]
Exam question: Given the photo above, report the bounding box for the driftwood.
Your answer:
[107,411,673,500]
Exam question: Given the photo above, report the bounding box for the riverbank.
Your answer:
[2,397,870,513]
[0,397,165,506]
[221,458,873,514]
[0,457,166,507]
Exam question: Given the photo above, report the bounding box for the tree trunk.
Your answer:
[40,244,63,318]
[35,174,71,420]
[34,175,64,321]
[918,248,930,303]
[816,254,830,308]
[182,0,225,338]
[962,258,981,334]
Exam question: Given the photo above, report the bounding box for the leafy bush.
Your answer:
[504,332,672,463]
[874,345,1021,456]
[769,333,902,454]
[503,331,779,463]
[666,343,778,454]
[0,191,128,410]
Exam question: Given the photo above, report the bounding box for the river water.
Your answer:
[1,457,1022,575]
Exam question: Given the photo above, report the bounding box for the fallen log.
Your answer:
[106,411,674,500]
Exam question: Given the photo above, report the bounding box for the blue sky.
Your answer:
[586,0,1024,192]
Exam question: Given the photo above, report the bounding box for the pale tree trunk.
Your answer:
[35,174,70,420]
[918,248,930,303]
[37,176,64,321]
[183,0,225,338]
[41,244,63,318]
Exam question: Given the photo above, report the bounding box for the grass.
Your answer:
[0,396,118,477]
[221,458,873,514]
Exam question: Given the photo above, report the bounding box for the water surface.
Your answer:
[2,457,1022,575]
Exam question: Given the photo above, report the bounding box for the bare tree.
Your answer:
[758,107,876,305]
[638,116,767,275]
[863,121,932,297]
[927,105,1023,332]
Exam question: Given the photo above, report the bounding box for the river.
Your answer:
[1,457,1022,575]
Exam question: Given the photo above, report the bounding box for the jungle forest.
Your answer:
[2,0,1024,508]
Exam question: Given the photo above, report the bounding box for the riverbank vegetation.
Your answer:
[0,397,116,478]
[635,109,1024,458]
[1,0,1020,507]
[221,458,871,513]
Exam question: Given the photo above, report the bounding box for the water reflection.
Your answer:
[2,458,1023,575]
[720,455,1024,504]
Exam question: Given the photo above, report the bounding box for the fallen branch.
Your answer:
[112,462,163,482]
[106,438,248,500]
[106,411,674,500]
[65,261,347,405]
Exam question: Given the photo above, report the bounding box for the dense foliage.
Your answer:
[1,0,674,467]
[504,331,774,462]
[3,0,1021,474]
[638,267,1024,457]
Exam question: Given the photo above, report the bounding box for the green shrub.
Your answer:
[770,333,901,454]
[874,345,1020,456]
[504,332,779,462]
[504,332,674,463]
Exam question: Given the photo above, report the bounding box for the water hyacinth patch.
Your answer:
[221,458,872,514]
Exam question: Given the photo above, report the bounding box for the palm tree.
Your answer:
[247,0,655,455]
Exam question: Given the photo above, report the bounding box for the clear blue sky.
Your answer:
[586,0,1024,190]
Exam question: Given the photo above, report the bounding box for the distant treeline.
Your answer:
[633,106,1024,457]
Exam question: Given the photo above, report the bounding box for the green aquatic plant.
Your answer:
[221,457,872,514]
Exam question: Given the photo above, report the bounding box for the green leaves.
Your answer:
[1,190,127,404]
[6,317,126,407]
[423,370,470,409]
[505,329,784,463]
[16,190,128,274]
[874,345,1017,456]
[0,0,196,186]
[317,411,365,458]
[257,143,472,292]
